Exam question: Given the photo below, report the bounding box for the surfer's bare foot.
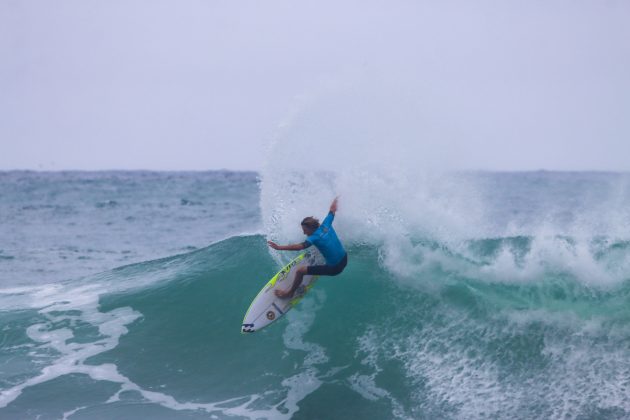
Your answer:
[275,289,292,298]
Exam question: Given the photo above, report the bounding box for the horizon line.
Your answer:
[1,168,629,174]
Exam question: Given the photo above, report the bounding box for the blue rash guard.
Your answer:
[304,211,346,265]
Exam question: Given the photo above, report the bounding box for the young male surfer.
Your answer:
[267,197,348,298]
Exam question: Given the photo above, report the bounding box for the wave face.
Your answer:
[3,230,630,419]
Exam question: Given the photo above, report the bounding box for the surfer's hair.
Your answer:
[301,217,320,230]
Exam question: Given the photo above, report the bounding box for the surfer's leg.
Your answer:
[306,254,348,276]
[275,266,308,298]
[275,255,348,298]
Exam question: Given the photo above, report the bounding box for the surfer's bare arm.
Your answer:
[267,241,306,251]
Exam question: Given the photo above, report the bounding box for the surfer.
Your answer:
[267,197,348,298]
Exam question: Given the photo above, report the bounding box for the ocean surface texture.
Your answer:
[2,170,630,420]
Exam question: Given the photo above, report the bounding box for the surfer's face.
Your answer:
[302,226,315,236]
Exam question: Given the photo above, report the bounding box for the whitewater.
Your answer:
[2,168,630,419]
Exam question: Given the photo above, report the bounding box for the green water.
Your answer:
[3,234,630,419]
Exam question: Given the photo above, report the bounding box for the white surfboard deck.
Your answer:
[241,250,323,333]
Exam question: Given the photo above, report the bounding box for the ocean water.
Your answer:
[2,170,630,419]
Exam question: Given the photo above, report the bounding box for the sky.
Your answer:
[1,0,629,171]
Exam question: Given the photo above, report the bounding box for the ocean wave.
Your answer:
[2,234,630,418]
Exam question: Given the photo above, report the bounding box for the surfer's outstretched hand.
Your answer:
[267,241,280,250]
[330,196,339,214]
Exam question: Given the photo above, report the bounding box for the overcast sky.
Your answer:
[1,0,629,171]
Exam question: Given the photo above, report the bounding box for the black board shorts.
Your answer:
[307,254,348,276]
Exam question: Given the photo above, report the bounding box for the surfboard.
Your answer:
[241,250,323,333]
